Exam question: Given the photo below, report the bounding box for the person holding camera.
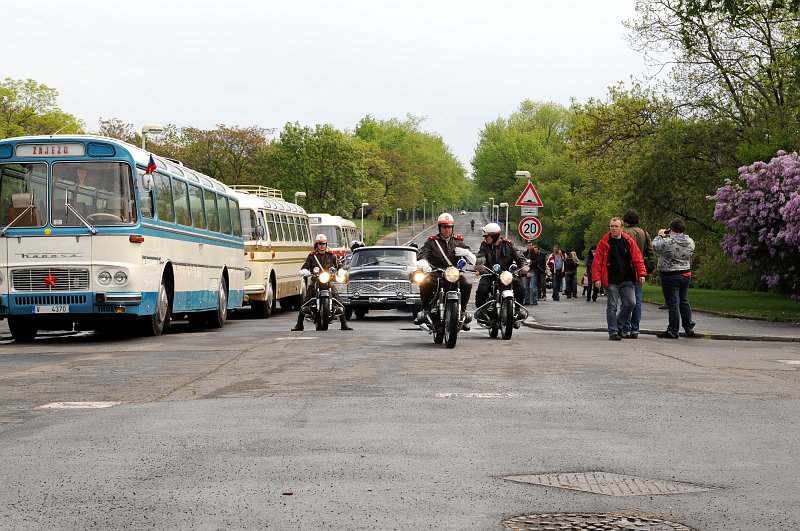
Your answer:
[653,218,696,339]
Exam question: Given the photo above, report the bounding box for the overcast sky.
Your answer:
[6,0,647,170]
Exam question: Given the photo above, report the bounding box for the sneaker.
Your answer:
[609,333,622,341]
[656,330,679,339]
[621,332,631,339]
[658,304,668,310]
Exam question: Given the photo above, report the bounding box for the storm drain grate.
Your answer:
[503,512,694,530]
[503,471,717,496]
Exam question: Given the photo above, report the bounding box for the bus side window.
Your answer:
[188,183,206,230]
[137,169,154,219]
[204,189,219,232]
[229,199,241,237]
[173,179,191,227]
[219,196,232,234]
[154,173,175,223]
[266,212,278,241]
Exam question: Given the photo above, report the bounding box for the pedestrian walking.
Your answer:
[585,245,599,302]
[564,251,579,298]
[591,217,647,340]
[621,209,655,338]
[546,245,566,301]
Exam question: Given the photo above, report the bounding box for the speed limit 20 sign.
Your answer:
[518,217,542,240]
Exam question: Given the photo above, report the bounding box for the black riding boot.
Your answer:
[340,315,353,331]
[291,313,304,331]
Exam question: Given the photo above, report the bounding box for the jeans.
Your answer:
[661,273,695,334]
[552,272,564,300]
[622,282,643,334]
[605,281,635,336]
[523,274,538,304]
[565,273,577,297]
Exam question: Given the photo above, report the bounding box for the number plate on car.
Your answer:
[369,297,387,303]
[33,305,69,314]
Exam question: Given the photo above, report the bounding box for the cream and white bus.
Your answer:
[308,213,358,257]
[0,135,245,342]
[232,185,311,317]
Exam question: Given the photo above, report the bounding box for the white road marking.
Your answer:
[777,359,800,365]
[435,392,525,398]
[35,401,121,409]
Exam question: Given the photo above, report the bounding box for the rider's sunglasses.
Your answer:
[441,224,454,229]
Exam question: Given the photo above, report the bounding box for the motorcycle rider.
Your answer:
[414,213,475,330]
[474,222,528,326]
[291,234,353,331]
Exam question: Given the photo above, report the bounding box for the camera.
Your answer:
[663,228,671,236]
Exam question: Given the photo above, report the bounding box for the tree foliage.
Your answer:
[0,78,83,137]
[710,151,800,297]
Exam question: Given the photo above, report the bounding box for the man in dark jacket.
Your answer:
[621,209,655,338]
[592,217,647,340]
[291,234,353,331]
[415,213,475,328]
[474,222,528,325]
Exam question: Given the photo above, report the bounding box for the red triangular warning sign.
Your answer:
[515,181,543,207]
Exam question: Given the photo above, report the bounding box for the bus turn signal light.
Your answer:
[129,235,145,243]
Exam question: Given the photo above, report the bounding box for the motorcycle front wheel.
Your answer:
[500,298,514,340]
[444,299,460,348]
[317,294,330,331]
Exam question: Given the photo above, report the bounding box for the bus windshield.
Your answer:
[0,163,48,228]
[51,162,136,226]
[315,226,343,247]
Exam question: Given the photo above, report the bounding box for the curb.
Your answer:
[521,318,800,342]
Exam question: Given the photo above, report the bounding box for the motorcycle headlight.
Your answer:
[499,271,514,285]
[335,269,347,283]
[412,270,426,284]
[318,271,331,283]
[98,271,112,285]
[444,266,460,283]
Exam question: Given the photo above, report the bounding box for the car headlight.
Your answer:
[318,271,331,283]
[113,271,128,285]
[499,271,514,285]
[444,266,460,283]
[335,269,347,283]
[98,271,112,285]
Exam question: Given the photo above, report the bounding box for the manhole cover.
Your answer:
[503,513,693,530]
[503,472,717,496]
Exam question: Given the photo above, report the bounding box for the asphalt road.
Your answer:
[1,215,799,530]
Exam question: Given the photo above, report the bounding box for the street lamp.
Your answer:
[493,204,499,223]
[489,197,494,222]
[499,202,509,239]
[432,200,437,223]
[422,198,427,229]
[412,206,415,237]
[396,208,402,245]
[141,123,164,150]
[360,202,369,241]
[294,191,306,203]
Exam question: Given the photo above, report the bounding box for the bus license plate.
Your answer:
[34,305,69,314]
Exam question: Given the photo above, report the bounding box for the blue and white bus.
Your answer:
[0,135,245,342]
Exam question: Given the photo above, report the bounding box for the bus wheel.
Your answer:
[142,279,171,336]
[252,281,274,319]
[207,277,228,329]
[8,317,37,343]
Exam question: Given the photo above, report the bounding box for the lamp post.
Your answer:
[422,198,427,229]
[489,197,494,222]
[493,204,499,223]
[411,207,415,237]
[360,202,369,241]
[432,200,437,223]
[294,191,306,204]
[141,123,165,150]
[396,208,402,245]
[499,202,509,239]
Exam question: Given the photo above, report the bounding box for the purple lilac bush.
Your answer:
[709,151,800,298]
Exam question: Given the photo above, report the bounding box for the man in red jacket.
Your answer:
[592,217,647,340]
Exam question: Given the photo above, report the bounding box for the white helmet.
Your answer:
[314,234,328,246]
[481,222,502,236]
[437,213,455,226]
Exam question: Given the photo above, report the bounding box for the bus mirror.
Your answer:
[255,225,265,238]
[141,172,154,191]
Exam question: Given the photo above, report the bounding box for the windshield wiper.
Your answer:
[0,203,34,236]
[65,201,97,234]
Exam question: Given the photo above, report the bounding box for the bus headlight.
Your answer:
[244,267,252,280]
[98,271,112,285]
[499,271,514,285]
[114,271,128,285]
[444,266,460,283]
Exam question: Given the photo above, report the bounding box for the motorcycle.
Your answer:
[300,266,347,331]
[474,261,528,340]
[415,259,469,348]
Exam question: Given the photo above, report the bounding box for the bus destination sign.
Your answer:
[16,143,85,157]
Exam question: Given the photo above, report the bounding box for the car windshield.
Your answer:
[353,249,415,267]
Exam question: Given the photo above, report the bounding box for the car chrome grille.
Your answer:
[350,281,411,295]
[11,268,90,292]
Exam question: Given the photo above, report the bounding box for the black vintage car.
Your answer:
[336,245,423,319]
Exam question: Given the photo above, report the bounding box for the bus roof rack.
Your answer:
[230,185,283,199]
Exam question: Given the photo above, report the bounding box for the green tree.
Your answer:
[0,78,83,137]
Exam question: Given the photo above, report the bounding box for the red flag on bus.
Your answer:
[145,154,157,175]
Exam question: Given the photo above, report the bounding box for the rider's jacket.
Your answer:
[476,239,525,272]
[302,250,342,272]
[418,234,470,269]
